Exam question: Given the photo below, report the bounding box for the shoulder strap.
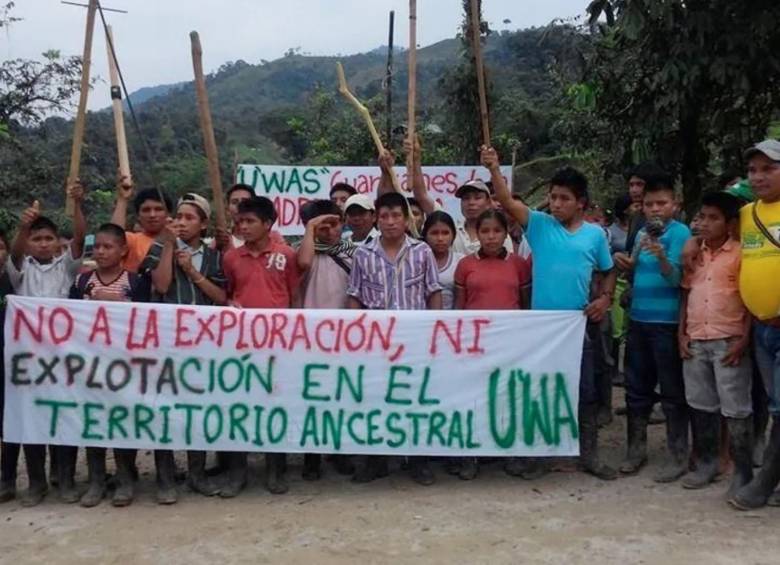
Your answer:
[752,203,780,250]
[328,253,351,274]
[69,271,92,299]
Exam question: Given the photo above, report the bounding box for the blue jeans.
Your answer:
[625,321,685,414]
[754,321,780,417]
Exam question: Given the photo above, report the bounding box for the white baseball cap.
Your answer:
[345,194,375,212]
[744,139,780,162]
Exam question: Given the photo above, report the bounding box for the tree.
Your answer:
[561,0,780,209]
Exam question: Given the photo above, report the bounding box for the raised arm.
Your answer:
[377,149,397,198]
[149,231,176,295]
[404,135,436,214]
[297,214,340,271]
[68,179,87,259]
[10,202,39,269]
[110,174,134,229]
[480,146,529,227]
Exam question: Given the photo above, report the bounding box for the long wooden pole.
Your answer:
[105,25,131,182]
[406,0,417,175]
[190,31,227,231]
[65,0,98,215]
[385,10,395,146]
[469,0,491,147]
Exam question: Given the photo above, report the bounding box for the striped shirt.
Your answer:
[347,235,442,310]
[83,270,133,301]
[630,220,690,323]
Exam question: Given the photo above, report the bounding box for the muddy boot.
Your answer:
[767,490,780,507]
[0,442,20,503]
[219,452,248,499]
[207,451,230,477]
[725,417,754,500]
[620,410,649,474]
[731,417,780,510]
[186,451,219,496]
[352,456,389,483]
[409,457,435,486]
[302,454,321,481]
[332,455,354,475]
[458,457,479,481]
[154,450,178,505]
[112,449,136,507]
[56,445,80,503]
[579,403,618,480]
[504,457,531,477]
[654,406,690,483]
[682,410,720,489]
[20,444,48,507]
[80,448,107,508]
[265,453,288,495]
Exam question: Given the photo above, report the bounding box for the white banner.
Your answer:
[4,297,583,456]
[236,164,513,235]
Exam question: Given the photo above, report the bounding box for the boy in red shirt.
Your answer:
[222,196,300,496]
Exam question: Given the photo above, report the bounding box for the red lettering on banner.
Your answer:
[218,310,238,346]
[48,307,73,345]
[126,308,160,350]
[236,311,250,350]
[314,319,336,352]
[175,308,196,347]
[466,318,491,355]
[13,306,44,343]
[429,319,463,355]
[269,313,289,348]
[196,314,217,345]
[289,314,312,350]
[88,306,112,345]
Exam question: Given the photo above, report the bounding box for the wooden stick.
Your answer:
[105,25,131,182]
[385,10,395,146]
[190,31,227,231]
[469,0,491,147]
[406,0,417,175]
[336,62,401,193]
[65,0,98,215]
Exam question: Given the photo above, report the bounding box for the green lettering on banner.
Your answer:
[336,366,363,402]
[34,399,78,437]
[174,403,202,446]
[300,406,320,447]
[406,412,427,445]
[346,411,365,445]
[134,404,156,442]
[418,368,440,406]
[267,407,287,444]
[302,364,331,402]
[252,406,265,447]
[322,409,344,450]
[107,405,130,440]
[159,406,173,444]
[204,405,224,444]
[219,358,244,393]
[385,412,406,448]
[246,357,274,394]
[366,409,383,446]
[302,168,322,194]
[82,402,105,440]
[427,411,447,446]
[229,404,250,442]
[446,411,464,449]
[488,368,516,449]
[519,371,552,446]
[466,410,481,448]
[553,372,578,443]
[385,366,413,405]
[179,358,205,394]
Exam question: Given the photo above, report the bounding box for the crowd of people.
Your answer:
[0,137,778,513]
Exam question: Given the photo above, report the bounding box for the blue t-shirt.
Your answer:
[629,220,690,324]
[525,211,614,310]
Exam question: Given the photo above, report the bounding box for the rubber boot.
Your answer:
[409,456,435,486]
[332,455,354,475]
[654,406,689,483]
[112,449,136,507]
[207,451,230,477]
[219,452,248,498]
[725,417,754,500]
[302,454,321,481]
[0,442,20,503]
[56,445,80,503]
[620,410,649,474]
[154,450,178,505]
[579,402,618,480]
[79,448,107,507]
[731,417,780,510]
[352,456,389,483]
[20,444,48,507]
[265,453,288,495]
[48,444,58,488]
[187,451,219,496]
[458,457,479,481]
[682,410,720,489]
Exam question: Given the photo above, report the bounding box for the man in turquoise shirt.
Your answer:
[483,146,617,482]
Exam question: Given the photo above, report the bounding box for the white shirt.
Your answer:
[178,240,205,272]
[437,251,464,310]
[6,246,82,298]
[348,227,380,247]
[452,220,516,256]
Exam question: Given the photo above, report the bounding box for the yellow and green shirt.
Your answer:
[740,200,780,320]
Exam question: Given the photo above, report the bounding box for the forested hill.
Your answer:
[0,27,574,230]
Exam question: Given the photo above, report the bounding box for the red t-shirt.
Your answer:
[223,241,300,308]
[454,252,531,310]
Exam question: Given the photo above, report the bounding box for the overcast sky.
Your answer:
[4,0,589,110]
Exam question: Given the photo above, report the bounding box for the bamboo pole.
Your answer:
[190,31,227,231]
[469,0,491,147]
[406,0,417,175]
[65,0,98,215]
[105,25,131,182]
[385,10,395,146]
